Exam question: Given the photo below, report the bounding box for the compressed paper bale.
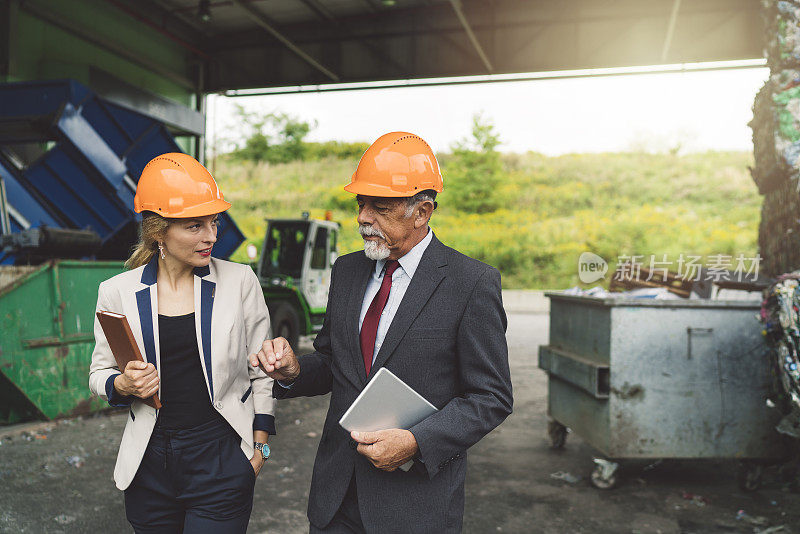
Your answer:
[773,86,800,142]
[758,179,800,275]
[778,18,800,65]
[769,68,800,87]
[751,81,789,194]
[749,1,800,273]
[763,0,800,70]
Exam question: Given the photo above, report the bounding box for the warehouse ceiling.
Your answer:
[115,0,762,93]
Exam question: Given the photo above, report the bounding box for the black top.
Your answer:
[155,313,223,430]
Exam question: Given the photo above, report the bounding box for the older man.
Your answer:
[251,131,513,533]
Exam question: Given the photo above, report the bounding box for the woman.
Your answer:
[89,153,274,533]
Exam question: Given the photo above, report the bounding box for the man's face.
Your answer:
[356,195,416,261]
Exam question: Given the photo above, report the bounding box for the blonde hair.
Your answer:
[125,212,171,269]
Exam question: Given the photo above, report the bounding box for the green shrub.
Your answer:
[305,141,369,161]
[444,113,503,213]
[226,107,312,164]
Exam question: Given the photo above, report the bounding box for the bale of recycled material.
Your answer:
[752,0,800,275]
[758,179,800,276]
[751,81,784,194]
[764,0,800,71]
[773,84,800,157]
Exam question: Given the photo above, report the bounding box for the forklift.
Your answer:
[257,213,340,349]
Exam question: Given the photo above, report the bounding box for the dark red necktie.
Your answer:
[360,260,400,375]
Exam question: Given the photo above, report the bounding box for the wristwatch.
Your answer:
[254,442,270,461]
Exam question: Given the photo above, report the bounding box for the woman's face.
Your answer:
[162,214,219,268]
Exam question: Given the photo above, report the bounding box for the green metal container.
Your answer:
[0,260,124,424]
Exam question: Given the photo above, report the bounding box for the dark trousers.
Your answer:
[310,474,365,534]
[124,418,255,534]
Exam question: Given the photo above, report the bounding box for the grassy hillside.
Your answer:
[214,151,760,289]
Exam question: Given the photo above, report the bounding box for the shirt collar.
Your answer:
[375,227,433,279]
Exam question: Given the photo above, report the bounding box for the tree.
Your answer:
[445,112,503,213]
[229,105,315,163]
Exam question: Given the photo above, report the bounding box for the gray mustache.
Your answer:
[359,225,385,239]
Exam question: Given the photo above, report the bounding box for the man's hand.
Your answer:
[351,429,419,471]
[114,360,159,399]
[249,337,300,382]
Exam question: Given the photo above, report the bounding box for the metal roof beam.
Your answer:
[20,0,195,89]
[448,0,493,73]
[88,67,205,136]
[106,0,209,59]
[230,0,340,81]
[359,0,380,14]
[296,0,337,21]
[226,60,764,97]
[274,0,752,41]
[296,0,410,78]
[114,0,209,42]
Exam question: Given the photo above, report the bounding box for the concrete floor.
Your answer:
[1,312,798,533]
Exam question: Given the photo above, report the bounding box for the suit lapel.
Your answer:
[135,257,159,370]
[344,254,374,385]
[368,236,448,380]
[135,257,216,402]
[192,263,215,401]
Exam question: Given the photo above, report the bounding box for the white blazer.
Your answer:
[89,256,275,490]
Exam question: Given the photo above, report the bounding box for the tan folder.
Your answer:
[96,310,162,409]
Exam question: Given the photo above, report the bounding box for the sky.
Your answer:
[207,62,768,156]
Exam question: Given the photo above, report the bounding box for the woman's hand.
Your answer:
[250,431,269,478]
[114,360,159,399]
[250,454,264,477]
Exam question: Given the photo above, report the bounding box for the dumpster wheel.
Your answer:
[547,419,569,449]
[590,458,620,490]
[737,461,764,492]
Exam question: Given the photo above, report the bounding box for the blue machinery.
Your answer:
[0,79,244,263]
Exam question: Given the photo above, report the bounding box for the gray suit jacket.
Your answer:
[274,234,513,533]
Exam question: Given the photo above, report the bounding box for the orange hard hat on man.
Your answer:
[134,153,231,218]
[344,132,443,197]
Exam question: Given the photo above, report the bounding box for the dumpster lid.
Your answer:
[543,291,761,309]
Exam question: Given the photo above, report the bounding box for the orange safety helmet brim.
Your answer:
[345,132,443,198]
[134,153,231,218]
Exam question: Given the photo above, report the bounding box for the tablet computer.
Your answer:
[339,367,437,433]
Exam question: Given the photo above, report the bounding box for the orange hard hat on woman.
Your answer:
[134,153,231,217]
[344,132,443,197]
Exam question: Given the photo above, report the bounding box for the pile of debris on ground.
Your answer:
[568,266,771,300]
[760,274,800,478]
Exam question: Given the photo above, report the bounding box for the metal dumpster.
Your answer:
[538,292,785,488]
[0,260,123,424]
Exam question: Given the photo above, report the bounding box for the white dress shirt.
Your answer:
[358,228,433,364]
